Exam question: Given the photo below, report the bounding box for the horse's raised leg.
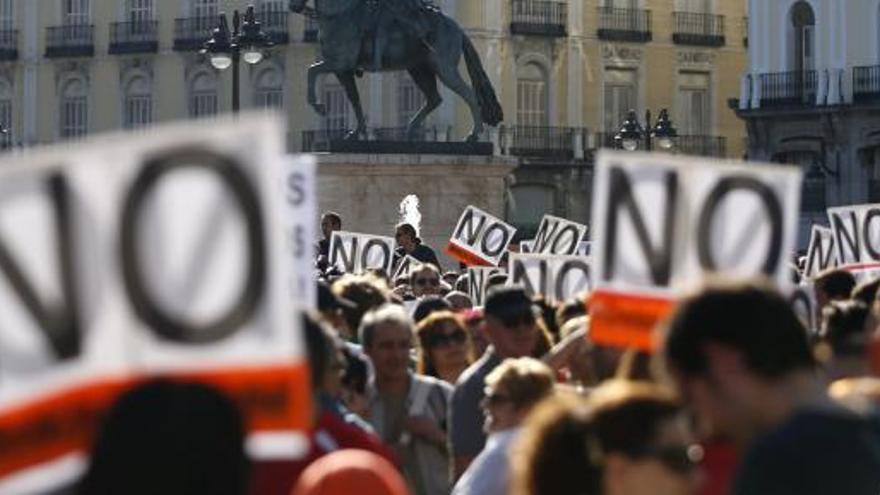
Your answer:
[406,66,442,141]
[307,61,329,116]
[336,71,367,140]
[435,65,483,142]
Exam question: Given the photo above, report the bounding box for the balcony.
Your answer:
[109,21,158,54]
[502,126,587,160]
[597,7,651,43]
[45,25,94,58]
[510,0,567,37]
[304,18,319,42]
[677,135,727,157]
[854,66,880,104]
[672,12,724,47]
[0,30,17,60]
[174,17,215,51]
[759,70,818,108]
[257,9,289,44]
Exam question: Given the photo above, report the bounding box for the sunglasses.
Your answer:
[426,329,467,348]
[636,444,704,475]
[414,277,440,287]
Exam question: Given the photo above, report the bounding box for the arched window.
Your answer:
[517,62,548,126]
[189,71,217,118]
[124,75,152,129]
[60,77,88,139]
[790,1,815,72]
[0,79,11,147]
[254,68,283,110]
[507,184,556,235]
[397,74,425,127]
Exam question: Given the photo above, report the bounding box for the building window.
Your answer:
[189,72,217,118]
[191,0,217,19]
[128,0,152,23]
[322,83,349,130]
[397,74,425,126]
[674,0,710,13]
[790,1,815,72]
[254,68,283,110]
[508,184,556,236]
[603,67,637,131]
[60,78,88,139]
[677,71,710,135]
[124,76,152,129]
[64,0,89,24]
[0,79,11,147]
[0,0,13,30]
[517,63,548,126]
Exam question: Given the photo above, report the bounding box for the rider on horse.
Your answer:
[371,0,438,70]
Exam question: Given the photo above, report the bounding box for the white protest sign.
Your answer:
[803,225,837,279]
[590,150,802,351]
[446,206,516,266]
[522,239,590,256]
[532,215,589,255]
[576,241,592,257]
[827,204,880,279]
[520,240,534,253]
[507,253,592,304]
[467,267,504,306]
[283,156,317,308]
[393,255,421,281]
[329,231,396,275]
[0,116,310,493]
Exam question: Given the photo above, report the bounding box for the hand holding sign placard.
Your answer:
[590,150,802,351]
[0,116,309,492]
[446,206,516,267]
[329,231,396,275]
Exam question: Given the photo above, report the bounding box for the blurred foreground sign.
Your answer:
[589,151,802,351]
[0,116,310,493]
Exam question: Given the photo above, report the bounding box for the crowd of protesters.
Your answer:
[77,211,880,495]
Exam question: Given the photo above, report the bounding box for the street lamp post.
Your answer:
[614,108,678,152]
[201,5,272,114]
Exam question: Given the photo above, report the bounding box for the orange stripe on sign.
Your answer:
[587,290,674,353]
[445,242,494,267]
[0,363,311,479]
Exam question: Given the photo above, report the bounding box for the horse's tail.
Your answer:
[462,36,503,127]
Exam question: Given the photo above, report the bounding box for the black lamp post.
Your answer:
[201,5,272,113]
[614,108,678,151]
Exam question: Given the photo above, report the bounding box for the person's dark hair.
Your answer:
[79,380,248,495]
[663,280,816,380]
[820,300,870,357]
[341,346,370,395]
[815,269,857,301]
[322,211,342,228]
[486,272,508,290]
[851,277,880,306]
[455,273,469,293]
[512,381,680,495]
[333,274,391,337]
[413,295,453,324]
[415,311,473,377]
[556,299,588,329]
[304,311,340,391]
[532,296,559,344]
[396,223,420,243]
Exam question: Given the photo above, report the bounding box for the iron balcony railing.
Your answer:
[109,21,159,54]
[672,12,725,47]
[45,24,94,58]
[597,7,651,42]
[759,70,818,108]
[854,66,880,104]
[301,126,450,152]
[0,29,17,60]
[502,126,587,159]
[257,9,289,44]
[304,17,319,42]
[677,135,727,157]
[174,17,215,51]
[510,0,567,37]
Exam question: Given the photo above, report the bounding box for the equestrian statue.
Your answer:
[288,0,503,142]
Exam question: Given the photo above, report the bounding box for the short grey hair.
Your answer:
[358,303,414,348]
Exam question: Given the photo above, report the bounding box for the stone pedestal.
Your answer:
[317,153,518,271]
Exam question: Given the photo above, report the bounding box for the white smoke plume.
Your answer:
[398,194,422,237]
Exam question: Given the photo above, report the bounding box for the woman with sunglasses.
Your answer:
[416,311,474,384]
[512,380,702,495]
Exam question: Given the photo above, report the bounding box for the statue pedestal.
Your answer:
[316,152,517,271]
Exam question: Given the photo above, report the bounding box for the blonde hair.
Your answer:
[485,357,555,410]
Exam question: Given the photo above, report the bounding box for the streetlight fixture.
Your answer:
[201,5,273,113]
[614,108,678,151]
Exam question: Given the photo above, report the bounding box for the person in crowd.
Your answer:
[533,296,560,343]
[395,223,441,269]
[443,271,460,287]
[316,211,342,270]
[454,273,470,294]
[333,273,391,341]
[416,310,473,385]
[410,262,442,298]
[555,316,594,387]
[851,277,880,306]
[291,450,410,495]
[444,291,473,311]
[511,380,701,495]
[663,280,880,495]
[556,298,588,329]
[79,380,249,495]
[485,272,508,292]
[450,286,541,478]
[361,304,452,495]
[318,280,356,340]
[461,308,489,359]
[452,357,555,495]
[818,300,871,382]
[412,295,453,324]
[814,268,856,312]
[341,345,371,420]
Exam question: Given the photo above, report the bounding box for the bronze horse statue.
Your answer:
[288,0,503,141]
